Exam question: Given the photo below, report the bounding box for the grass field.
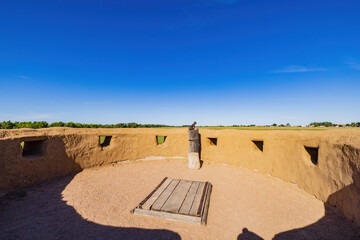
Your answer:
[198,126,327,131]
[162,126,360,131]
[99,136,106,145]
[201,126,360,131]
[156,135,166,144]
[157,126,359,131]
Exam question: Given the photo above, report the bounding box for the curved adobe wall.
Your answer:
[0,128,188,192]
[199,129,360,225]
[0,128,360,225]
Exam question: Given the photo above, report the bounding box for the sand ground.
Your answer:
[1,159,359,240]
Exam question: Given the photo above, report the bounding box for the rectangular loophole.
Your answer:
[156,136,167,145]
[208,138,217,146]
[252,140,264,152]
[21,140,45,159]
[100,136,112,147]
[305,146,318,165]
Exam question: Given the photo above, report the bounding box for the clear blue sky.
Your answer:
[1,0,360,126]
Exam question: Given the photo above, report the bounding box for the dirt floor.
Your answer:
[1,159,359,240]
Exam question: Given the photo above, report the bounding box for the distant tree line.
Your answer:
[1,120,360,129]
[0,121,172,129]
[232,123,292,127]
[309,122,334,127]
[309,122,360,127]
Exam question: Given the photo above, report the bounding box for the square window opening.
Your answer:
[208,137,217,146]
[21,140,45,159]
[156,136,167,145]
[252,140,264,152]
[100,136,112,147]
[305,146,318,165]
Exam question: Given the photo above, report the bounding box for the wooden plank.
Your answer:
[178,181,199,215]
[161,180,192,213]
[199,183,210,216]
[133,178,212,225]
[188,182,205,216]
[139,177,168,209]
[197,182,209,216]
[134,208,202,224]
[201,183,212,225]
[151,179,180,211]
[188,129,200,153]
[141,178,173,210]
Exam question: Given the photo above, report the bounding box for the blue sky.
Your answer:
[1,0,360,125]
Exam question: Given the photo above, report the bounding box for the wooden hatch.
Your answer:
[132,177,212,225]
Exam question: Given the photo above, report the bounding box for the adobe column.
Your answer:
[188,125,200,170]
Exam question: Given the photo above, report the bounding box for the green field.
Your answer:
[130,126,359,131]
[156,136,166,144]
[198,126,360,131]
[198,126,327,131]
[99,136,106,145]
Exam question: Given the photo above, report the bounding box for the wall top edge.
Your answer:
[1,127,360,140]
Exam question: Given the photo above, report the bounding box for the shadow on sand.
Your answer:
[237,145,360,240]
[0,174,181,240]
[237,203,360,240]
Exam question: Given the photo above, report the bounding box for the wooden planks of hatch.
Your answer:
[133,177,212,225]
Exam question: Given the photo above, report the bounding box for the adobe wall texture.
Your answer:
[0,127,359,225]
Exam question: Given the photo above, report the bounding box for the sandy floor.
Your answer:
[1,159,359,240]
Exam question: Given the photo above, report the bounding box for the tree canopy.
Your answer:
[0,121,171,129]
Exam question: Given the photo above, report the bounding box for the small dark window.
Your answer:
[208,137,217,146]
[305,146,318,165]
[100,136,112,147]
[252,140,263,152]
[156,136,167,145]
[21,140,45,158]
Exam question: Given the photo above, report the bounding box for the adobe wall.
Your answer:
[199,129,360,225]
[0,128,359,225]
[0,128,188,192]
